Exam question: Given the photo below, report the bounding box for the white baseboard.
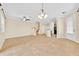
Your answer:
[6,34,32,39]
[57,35,65,38]
[65,33,79,43]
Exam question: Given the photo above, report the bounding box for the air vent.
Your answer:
[23,16,30,21]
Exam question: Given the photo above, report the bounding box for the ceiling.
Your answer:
[2,3,79,23]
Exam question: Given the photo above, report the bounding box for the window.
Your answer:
[66,15,74,34]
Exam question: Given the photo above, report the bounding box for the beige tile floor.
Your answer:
[0,35,79,56]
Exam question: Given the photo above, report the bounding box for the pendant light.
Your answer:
[38,3,48,19]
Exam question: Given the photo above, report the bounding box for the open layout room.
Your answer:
[0,3,79,56]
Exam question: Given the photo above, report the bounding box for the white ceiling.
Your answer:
[2,3,79,23]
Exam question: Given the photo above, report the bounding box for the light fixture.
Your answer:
[23,16,26,21]
[22,16,30,21]
[38,3,48,19]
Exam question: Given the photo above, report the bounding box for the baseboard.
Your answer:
[5,34,33,39]
[57,35,65,38]
[65,34,79,43]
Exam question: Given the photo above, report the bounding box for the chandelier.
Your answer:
[38,3,48,19]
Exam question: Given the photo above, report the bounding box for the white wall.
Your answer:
[39,23,46,34]
[57,17,65,38]
[5,17,35,38]
[75,12,79,42]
